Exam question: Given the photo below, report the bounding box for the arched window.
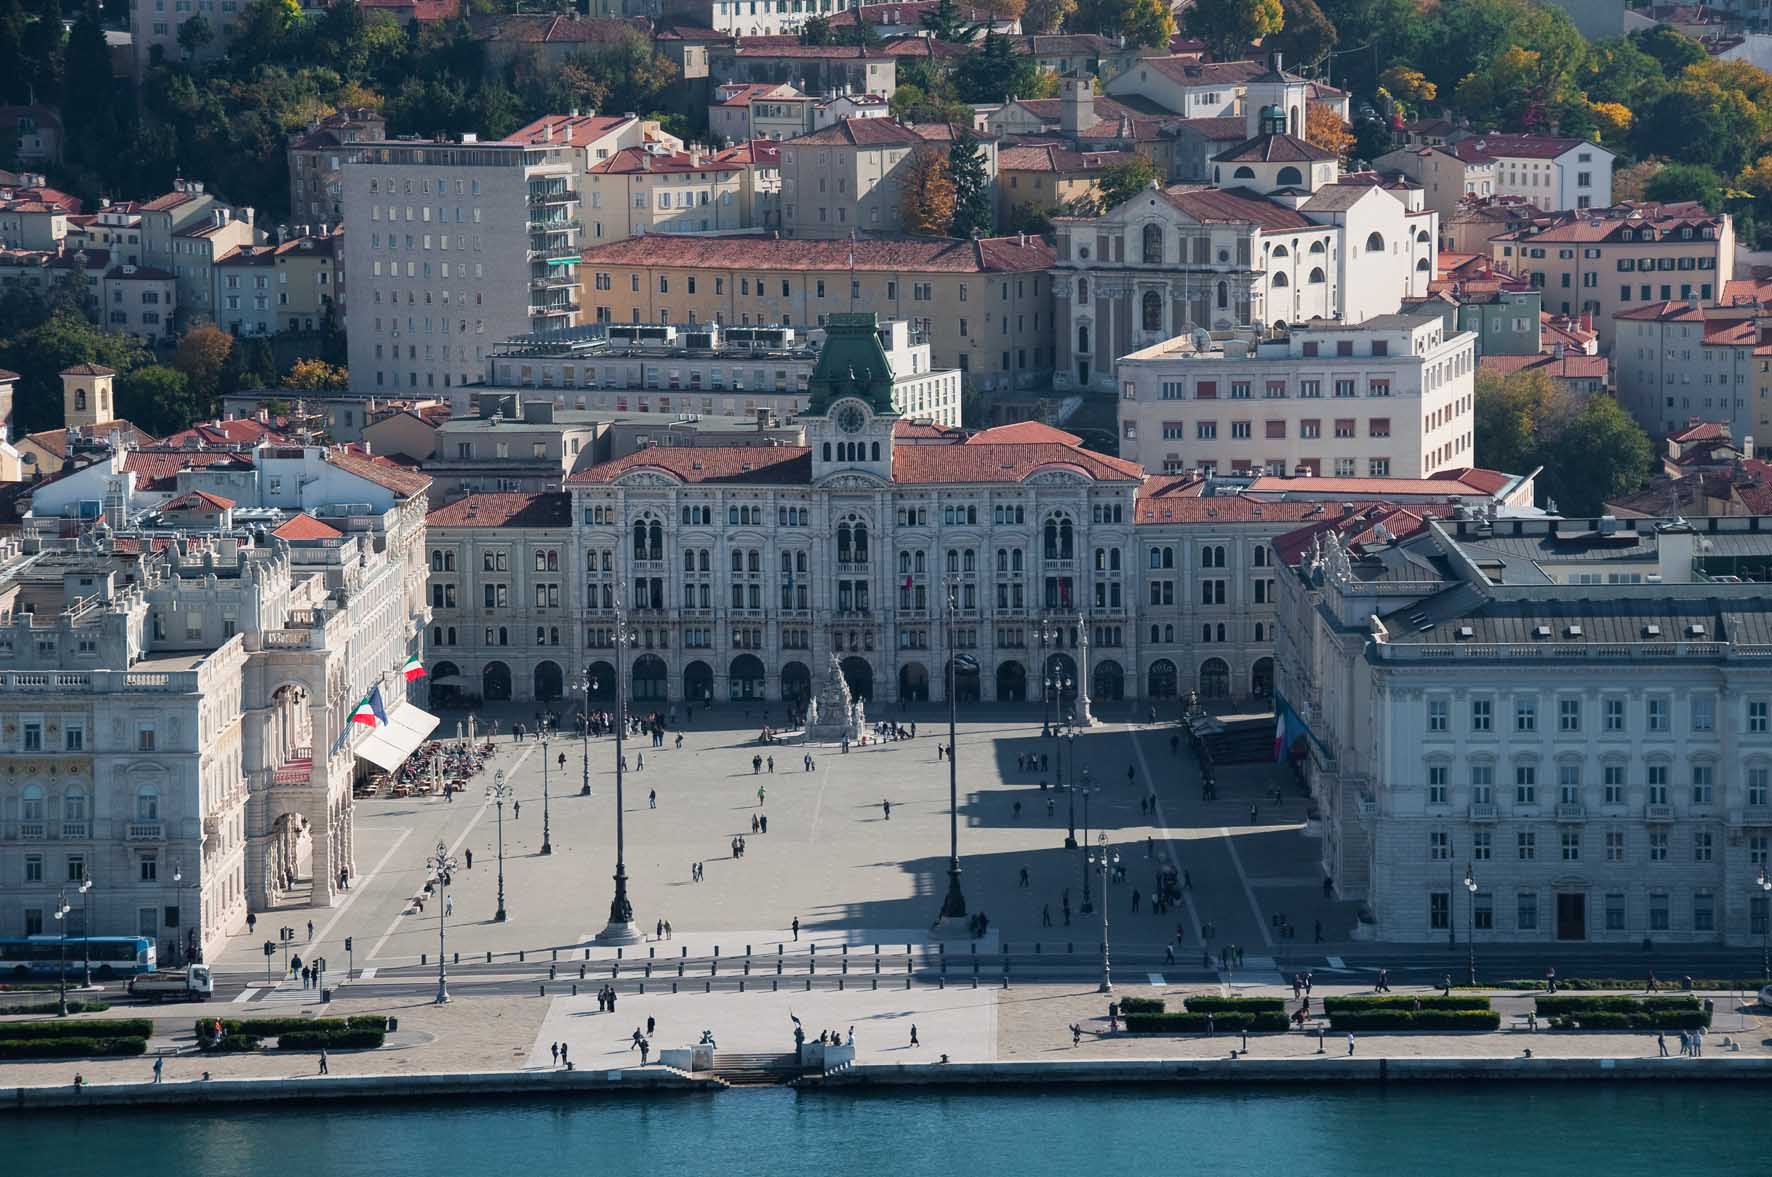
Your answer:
[1308,267,1326,283]
[1271,244,1289,258]
[1142,290,1162,331]
[1416,257,1430,271]
[1416,229,1430,243]
[963,549,976,572]
[1216,281,1228,309]
[871,441,880,462]
[947,549,959,574]
[685,551,698,573]
[64,788,86,821]
[900,551,912,573]
[1078,323,1090,354]
[698,550,710,572]
[21,784,45,820]
[430,551,444,572]
[1272,271,1289,288]
[822,443,832,461]
[1077,277,1088,302]
[1164,624,1173,642]
[1109,549,1120,571]
[1142,223,1164,264]
[731,550,744,573]
[1233,166,1256,179]
[747,550,760,573]
[1276,166,1303,187]
[632,519,646,558]
[134,784,158,821]
[1255,622,1266,641]
[1150,624,1160,643]
[1310,240,1325,253]
[1366,231,1385,252]
[1149,546,1162,569]
[433,626,443,646]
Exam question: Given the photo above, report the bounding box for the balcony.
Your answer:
[528,187,579,208]
[1738,805,1772,827]
[1555,803,1586,822]
[126,821,163,841]
[18,820,45,840]
[61,821,88,840]
[530,272,580,293]
[272,749,314,786]
[1468,803,1498,822]
[1645,803,1675,823]
[530,300,581,319]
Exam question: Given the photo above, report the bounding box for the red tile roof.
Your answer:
[1138,57,1267,87]
[1214,133,1335,164]
[273,513,345,541]
[22,419,155,460]
[893,442,1139,484]
[121,449,247,491]
[1271,503,1445,566]
[1478,352,1610,380]
[711,139,782,167]
[162,418,294,448]
[1671,420,1730,443]
[324,447,433,498]
[1428,467,1515,495]
[786,118,930,147]
[139,191,198,213]
[1155,185,1315,231]
[965,421,1081,446]
[502,113,636,147]
[997,144,1139,174]
[1451,133,1593,162]
[580,233,1056,274]
[62,362,115,376]
[731,44,894,61]
[427,492,574,528]
[588,147,742,175]
[161,489,235,511]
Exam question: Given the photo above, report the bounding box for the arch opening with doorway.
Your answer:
[1199,658,1230,700]
[1251,657,1274,700]
[632,654,668,703]
[482,661,512,702]
[946,656,980,703]
[1148,659,1178,698]
[781,661,812,704]
[1092,660,1125,701]
[899,662,930,702]
[533,660,563,701]
[683,660,713,704]
[839,656,874,702]
[729,654,766,701]
[996,660,1027,702]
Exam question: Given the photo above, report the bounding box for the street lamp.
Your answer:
[1087,834,1118,993]
[578,669,595,796]
[426,840,458,1004]
[173,858,200,965]
[1064,728,1078,849]
[1464,864,1479,987]
[540,730,553,856]
[1757,867,1772,982]
[77,875,92,990]
[487,770,510,922]
[934,575,969,935]
[597,596,640,944]
[1080,781,1097,914]
[53,890,72,1017]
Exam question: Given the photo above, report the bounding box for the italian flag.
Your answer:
[351,687,388,728]
[402,655,426,681]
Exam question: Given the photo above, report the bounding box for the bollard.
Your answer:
[874,943,880,956]
[678,962,684,976]
[747,944,752,956]
[649,946,656,959]
[972,976,978,989]
[572,984,578,996]
[939,976,945,989]
[740,980,746,992]
[645,963,652,977]
[520,951,525,962]
[905,977,911,990]
[705,981,711,993]
[579,964,586,979]
[839,978,845,991]
[872,978,878,991]
[843,944,849,956]
[550,964,557,980]
[973,959,980,974]
[939,944,945,958]
[970,941,976,955]
[874,958,880,974]
[842,961,848,974]
[1002,973,1009,989]
[487,952,493,964]
[552,949,558,961]
[539,984,545,996]
[773,979,779,992]
[810,960,816,974]
[805,978,812,991]
[744,961,751,975]
[810,943,816,955]
[682,946,688,958]
[616,948,623,959]
[584,949,590,961]
[778,944,783,956]
[712,961,718,975]
[715,946,720,958]
[613,962,620,977]
[421,953,427,965]
[1036,942,1042,955]
[640,982,645,994]
[776,960,782,975]
[672,981,678,994]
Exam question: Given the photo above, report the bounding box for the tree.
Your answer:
[1643,162,1726,210]
[899,147,955,236]
[948,130,994,238]
[0,0,29,105]
[115,365,199,437]
[1612,159,1663,203]
[0,312,146,434]
[953,32,1045,104]
[172,325,234,416]
[1020,0,1074,34]
[1474,368,1570,486]
[1631,25,1707,76]
[1070,0,1174,47]
[1184,0,1283,62]
[1096,154,1157,210]
[176,12,213,58]
[799,13,832,43]
[1542,395,1652,516]
[1633,81,1765,176]
[1305,102,1355,158]
[837,12,883,45]
[1268,0,1337,72]
[21,0,64,104]
[1379,66,1436,105]
[920,0,969,40]
[1586,100,1632,145]
[283,358,350,390]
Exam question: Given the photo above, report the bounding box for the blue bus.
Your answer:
[0,936,156,978]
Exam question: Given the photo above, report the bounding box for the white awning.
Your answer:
[352,705,441,771]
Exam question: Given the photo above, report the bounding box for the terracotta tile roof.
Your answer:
[1501,204,1725,245]
[1155,185,1314,231]
[1478,352,1611,380]
[588,146,742,175]
[786,118,929,147]
[1137,57,1266,87]
[501,113,636,146]
[1429,467,1514,495]
[893,442,1140,484]
[104,264,174,280]
[21,420,154,462]
[0,367,19,381]
[1614,300,1747,324]
[731,43,894,61]
[1671,420,1729,443]
[965,421,1081,446]
[1247,472,1511,498]
[712,83,795,107]
[324,446,433,498]
[161,489,235,511]
[427,492,574,528]
[62,362,115,376]
[711,139,782,167]
[580,233,1056,274]
[121,449,247,490]
[653,23,729,40]
[997,144,1137,174]
[569,446,812,485]
[1454,133,1593,161]
[892,419,965,441]
[1170,117,1247,141]
[1271,503,1445,565]
[139,191,197,213]
[1214,133,1335,164]
[273,513,344,541]
[215,245,277,267]
[1135,490,1325,525]
[162,418,293,448]
[1721,277,1772,305]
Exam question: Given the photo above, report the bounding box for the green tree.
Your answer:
[0,312,146,435]
[21,0,64,104]
[176,11,213,58]
[837,12,883,45]
[920,0,969,40]
[799,12,832,43]
[1072,0,1173,47]
[899,146,955,236]
[1542,395,1652,515]
[1642,162,1726,209]
[115,365,199,436]
[1268,0,1337,71]
[172,325,234,415]
[61,3,120,171]
[952,33,1026,103]
[1096,154,1158,210]
[1633,80,1764,175]
[1020,0,1074,33]
[948,129,993,238]
[1183,0,1283,62]
[1631,25,1707,76]
[1583,35,1667,108]
[0,0,28,105]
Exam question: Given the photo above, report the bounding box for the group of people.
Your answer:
[872,721,915,741]
[593,984,620,1012]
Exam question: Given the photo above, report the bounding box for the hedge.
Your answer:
[194,1016,374,1038]
[0,1037,148,1059]
[210,1034,263,1052]
[1534,996,1702,1016]
[0,1000,110,1016]
[346,1015,391,1031]
[276,1029,385,1050]
[1116,996,1165,1014]
[1182,996,1288,1014]
[1546,1011,1711,1031]
[1487,978,1754,992]
[1124,1011,1291,1033]
[1323,995,1492,1013]
[0,1018,153,1040]
[1326,1009,1501,1031]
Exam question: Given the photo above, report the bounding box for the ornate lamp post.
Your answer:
[173,858,200,965]
[76,875,92,990]
[1757,867,1772,982]
[598,597,640,943]
[934,575,969,935]
[540,731,553,856]
[1464,864,1479,987]
[427,841,458,1004]
[578,669,595,796]
[53,890,72,1016]
[1063,728,1078,849]
[1087,834,1118,993]
[487,770,510,922]
[1080,781,1097,914]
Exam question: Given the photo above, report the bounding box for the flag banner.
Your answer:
[351,684,390,728]
[402,655,426,681]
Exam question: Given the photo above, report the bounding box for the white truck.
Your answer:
[127,964,213,1002]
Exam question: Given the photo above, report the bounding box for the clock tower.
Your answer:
[806,312,900,483]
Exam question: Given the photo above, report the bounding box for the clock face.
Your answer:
[836,404,866,434]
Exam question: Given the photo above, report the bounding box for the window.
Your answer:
[1692,764,1714,805]
[1557,698,1580,733]
[1750,700,1769,734]
[1471,764,1493,804]
[1648,764,1668,805]
[1603,764,1625,805]
[1428,764,1448,805]
[1649,832,1668,862]
[1694,831,1713,862]
[1604,697,1625,732]
[1605,831,1625,862]
[1750,767,1769,807]
[1517,831,1536,860]
[1691,694,1714,732]
[1560,831,1580,861]
[1515,696,1537,732]
[1605,893,1626,931]
[1472,830,1490,860]
[1429,892,1450,931]
[1647,696,1669,732]
[1517,892,1537,931]
[1429,829,1450,860]
[1515,765,1537,805]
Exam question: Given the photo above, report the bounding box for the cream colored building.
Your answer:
[778,118,998,240]
[584,146,751,244]
[273,230,343,335]
[576,233,1056,395]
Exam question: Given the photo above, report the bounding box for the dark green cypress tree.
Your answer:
[947,128,993,239]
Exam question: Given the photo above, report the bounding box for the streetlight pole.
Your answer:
[935,575,968,934]
[54,890,71,1016]
[1464,864,1478,987]
[1088,834,1117,993]
[540,731,553,856]
[598,597,640,943]
[1064,728,1077,848]
[1758,867,1772,982]
[427,841,457,1004]
[77,875,92,990]
[487,770,509,922]
[579,669,594,796]
[1080,784,1094,914]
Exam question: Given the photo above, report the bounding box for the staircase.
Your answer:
[1203,717,1274,765]
[710,1052,802,1087]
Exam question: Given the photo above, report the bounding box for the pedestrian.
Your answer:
[1041,904,1052,927]
[636,753,644,771]
[551,1042,560,1065]
[649,789,657,808]
[760,815,768,834]
[1046,797,1055,817]
[647,1016,656,1037]
[308,919,315,941]
[514,800,521,819]
[1019,866,1030,889]
[152,1056,164,1084]
[767,755,774,773]
[657,919,664,940]
[1249,802,1258,823]
[758,786,766,806]
[1012,800,1022,820]
[560,1042,569,1066]
[1070,1023,1082,1046]
[752,813,760,834]
[247,912,257,934]
[792,916,801,941]
[882,799,892,820]
[639,1038,650,1064]
[1347,1032,1355,1056]
[910,1024,919,1047]
[804,754,813,772]
[319,1048,329,1075]
[466,848,473,869]
[1656,1031,1668,1057]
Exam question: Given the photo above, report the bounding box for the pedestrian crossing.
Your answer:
[256,977,325,1007]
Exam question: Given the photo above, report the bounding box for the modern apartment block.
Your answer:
[1280,512,1772,946]
[340,134,585,395]
[1613,300,1761,448]
[1116,310,1477,478]
[139,181,263,329]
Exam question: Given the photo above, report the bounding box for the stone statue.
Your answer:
[805,655,862,744]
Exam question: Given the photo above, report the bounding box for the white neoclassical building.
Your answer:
[1279,511,1772,946]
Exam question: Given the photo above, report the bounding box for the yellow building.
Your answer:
[578,233,1057,393]
[995,144,1139,226]
[273,229,343,334]
[584,146,752,244]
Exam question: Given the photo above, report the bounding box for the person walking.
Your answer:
[466,848,473,870]
[1019,866,1030,889]
[560,1042,569,1067]
[1347,1032,1356,1056]
[152,1056,164,1084]
[882,799,892,820]
[646,1016,656,1037]
[1657,1031,1669,1057]
[636,753,644,771]
[551,1042,560,1066]
[792,916,801,941]
[1041,904,1052,927]
[318,1048,329,1075]
[1070,1024,1082,1047]
[649,789,657,809]
[513,800,521,820]
[910,1024,919,1047]
[760,815,768,833]
[758,785,766,807]
[767,756,775,774]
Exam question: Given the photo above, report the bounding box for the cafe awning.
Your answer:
[353,704,441,771]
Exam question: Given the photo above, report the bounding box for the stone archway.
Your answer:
[1044,652,1079,701]
[584,661,616,703]
[729,653,766,701]
[1251,657,1275,700]
[1148,659,1178,698]
[945,656,980,703]
[839,656,874,702]
[428,661,463,708]
[1092,659,1125,702]
[533,660,564,702]
[683,660,714,704]
[899,662,930,702]
[996,659,1027,702]
[1200,658,1230,700]
[632,654,668,703]
[782,661,812,704]
[482,661,512,702]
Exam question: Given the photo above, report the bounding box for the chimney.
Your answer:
[1552,341,1565,360]
[1580,310,1593,333]
[1270,49,1283,73]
